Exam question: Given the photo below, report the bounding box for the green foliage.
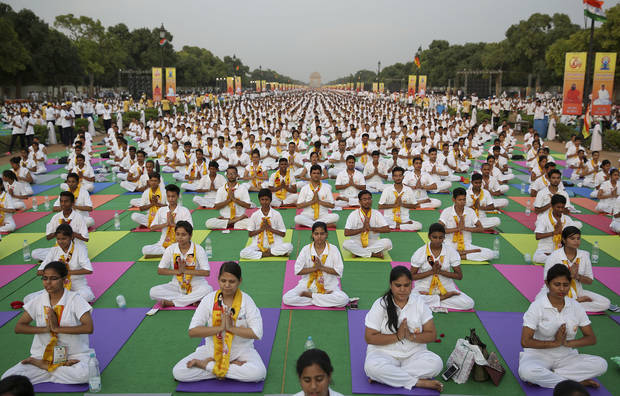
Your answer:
[0,16,30,75]
[603,129,620,151]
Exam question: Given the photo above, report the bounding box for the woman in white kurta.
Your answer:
[150,221,212,307]
[283,222,349,308]
[536,226,610,313]
[595,168,619,214]
[172,261,266,383]
[342,190,392,259]
[411,223,475,311]
[364,266,443,392]
[0,182,17,232]
[2,261,94,385]
[293,349,344,396]
[2,170,29,210]
[519,264,607,389]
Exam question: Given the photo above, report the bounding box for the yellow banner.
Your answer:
[165,67,176,103]
[152,68,162,101]
[417,75,427,97]
[261,80,266,91]
[408,75,416,95]
[255,81,260,92]
[226,77,234,95]
[561,52,587,115]
[379,82,384,93]
[235,76,242,95]
[591,52,616,116]
[372,82,378,93]
[360,82,364,91]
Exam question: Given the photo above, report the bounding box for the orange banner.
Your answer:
[255,81,261,92]
[165,67,176,103]
[152,68,162,101]
[261,80,266,91]
[226,77,234,95]
[561,52,587,115]
[408,75,416,95]
[417,75,427,97]
[591,52,616,116]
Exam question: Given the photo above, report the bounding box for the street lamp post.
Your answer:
[377,61,381,81]
[159,23,166,69]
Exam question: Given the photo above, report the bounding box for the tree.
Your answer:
[0,17,30,76]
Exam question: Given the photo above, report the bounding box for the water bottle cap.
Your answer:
[307,336,312,340]
[90,352,96,357]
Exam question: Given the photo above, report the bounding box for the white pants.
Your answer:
[142,243,165,256]
[366,181,386,193]
[131,213,149,227]
[414,289,475,310]
[493,198,508,209]
[479,216,501,228]
[342,238,392,258]
[2,353,89,385]
[499,173,515,182]
[418,198,441,209]
[24,285,95,304]
[172,345,266,383]
[445,242,494,262]
[117,173,128,181]
[172,172,185,181]
[610,218,620,233]
[518,348,607,389]
[364,349,443,390]
[444,173,462,182]
[129,198,142,208]
[498,184,509,194]
[205,218,250,230]
[193,196,216,208]
[0,219,16,232]
[294,213,339,228]
[271,194,298,207]
[431,180,451,192]
[161,166,175,173]
[385,218,422,231]
[47,121,58,145]
[32,247,51,262]
[282,284,349,307]
[181,182,199,191]
[239,242,293,260]
[595,201,614,214]
[84,216,95,229]
[149,281,212,307]
[535,288,610,312]
[120,180,138,192]
[328,167,345,178]
[335,197,359,207]
[14,200,26,211]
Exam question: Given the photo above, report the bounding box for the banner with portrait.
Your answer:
[261,80,266,91]
[235,76,242,95]
[372,82,378,93]
[255,81,261,92]
[408,75,416,95]
[226,77,234,95]
[591,52,616,116]
[152,68,162,101]
[417,75,427,97]
[379,82,384,93]
[165,67,176,103]
[561,52,587,115]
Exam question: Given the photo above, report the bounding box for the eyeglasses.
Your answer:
[42,276,62,281]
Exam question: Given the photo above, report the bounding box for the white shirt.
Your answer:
[297,182,335,220]
[344,208,388,244]
[214,183,251,219]
[403,171,435,200]
[151,205,193,245]
[378,184,417,223]
[411,242,461,292]
[54,188,92,220]
[363,160,389,184]
[541,248,593,298]
[195,174,226,198]
[40,242,92,290]
[158,242,211,290]
[247,208,287,249]
[534,187,574,215]
[335,169,366,198]
[523,295,589,347]
[365,295,433,359]
[465,186,495,218]
[294,243,343,292]
[439,206,480,246]
[24,289,92,358]
[534,212,579,252]
[46,210,89,240]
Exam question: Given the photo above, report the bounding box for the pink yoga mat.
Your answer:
[571,197,599,213]
[91,194,120,209]
[86,261,133,301]
[0,264,34,288]
[13,211,51,229]
[281,259,344,310]
[572,214,614,235]
[502,211,537,231]
[592,267,620,295]
[23,195,56,210]
[90,209,123,230]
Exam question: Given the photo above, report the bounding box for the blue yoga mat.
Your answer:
[91,182,116,194]
[32,184,57,195]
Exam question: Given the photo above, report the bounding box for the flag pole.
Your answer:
[583,17,595,119]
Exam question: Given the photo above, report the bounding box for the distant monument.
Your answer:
[309,72,322,88]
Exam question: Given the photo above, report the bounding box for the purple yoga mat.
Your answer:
[476,311,611,396]
[46,164,65,172]
[347,309,439,395]
[493,264,543,302]
[281,260,344,311]
[175,307,280,393]
[0,264,34,288]
[592,267,620,295]
[611,316,620,326]
[33,307,149,393]
[0,311,20,328]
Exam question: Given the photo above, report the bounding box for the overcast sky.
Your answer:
[6,0,619,82]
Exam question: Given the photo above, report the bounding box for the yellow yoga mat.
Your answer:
[86,231,130,260]
[240,229,293,262]
[500,233,545,264]
[0,233,45,261]
[336,229,392,262]
[138,230,211,261]
[417,232,489,264]
[582,235,620,261]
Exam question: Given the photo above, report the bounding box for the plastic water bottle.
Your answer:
[22,240,31,261]
[591,241,599,264]
[44,196,50,210]
[204,237,213,258]
[116,295,126,308]
[111,172,117,182]
[304,336,315,350]
[88,352,101,392]
[493,236,500,259]
[32,197,38,211]
[113,211,120,230]
[525,199,531,216]
[520,183,525,194]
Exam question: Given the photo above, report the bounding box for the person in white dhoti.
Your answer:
[480,162,509,198]
[335,156,366,207]
[466,173,501,229]
[593,84,611,105]
[268,157,298,208]
[595,168,620,214]
[149,221,212,307]
[239,189,293,259]
[282,221,349,308]
[205,166,252,230]
[378,167,422,231]
[438,188,494,262]
[363,151,389,193]
[180,148,208,190]
[294,165,339,228]
[241,149,269,192]
[342,190,392,259]
[402,157,441,209]
[53,173,94,229]
[518,264,607,389]
[130,172,168,228]
[191,161,227,208]
[410,223,475,311]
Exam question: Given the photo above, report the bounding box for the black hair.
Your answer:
[600,159,611,168]
[471,172,482,182]
[258,188,272,200]
[165,184,180,195]
[55,223,73,237]
[346,155,356,162]
[0,375,35,396]
[175,220,193,235]
[452,187,466,198]
[148,171,161,180]
[310,164,322,174]
[428,147,437,154]
[428,222,446,236]
[552,379,589,396]
[278,157,288,164]
[544,161,556,170]
[44,261,69,278]
[195,148,203,155]
[9,157,20,165]
[412,156,422,163]
[137,150,146,157]
[226,165,238,173]
[546,263,571,283]
[560,226,581,247]
[357,189,372,200]
[382,266,413,333]
[66,172,79,183]
[551,194,567,206]
[547,169,561,178]
[251,148,260,157]
[392,166,405,176]
[296,349,334,378]
[208,160,219,169]
[59,190,75,203]
[219,261,242,280]
[372,150,380,156]
[311,221,328,235]
[2,170,17,181]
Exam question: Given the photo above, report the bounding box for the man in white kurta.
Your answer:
[533,198,581,264]
[466,174,501,229]
[342,190,392,258]
[191,161,226,208]
[363,151,389,193]
[130,173,168,227]
[403,157,442,209]
[268,158,298,207]
[55,174,95,228]
[335,157,366,207]
[205,167,252,230]
[378,167,422,231]
[294,166,339,228]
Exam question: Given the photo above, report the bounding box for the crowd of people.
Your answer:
[1,89,616,394]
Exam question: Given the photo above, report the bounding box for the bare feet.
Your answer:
[300,291,313,298]
[371,251,384,259]
[65,359,80,366]
[160,300,175,308]
[440,291,461,300]
[230,359,246,366]
[261,250,273,258]
[186,357,214,369]
[580,379,600,388]
[416,379,443,391]
[21,357,49,370]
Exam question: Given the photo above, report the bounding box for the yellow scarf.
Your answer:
[310,183,321,220]
[0,192,6,224]
[361,143,368,164]
[226,184,236,219]
[58,242,75,291]
[562,258,580,298]
[548,211,564,250]
[42,305,65,372]
[306,243,327,294]
[250,164,263,188]
[162,210,176,249]
[58,216,72,226]
[274,168,290,200]
[407,147,413,166]
[212,289,242,378]
[452,214,466,251]
[426,244,447,295]
[257,217,275,252]
[392,190,402,224]
[174,244,196,294]
[148,187,161,227]
[189,161,206,183]
[71,184,81,203]
[359,208,372,248]
[470,189,484,217]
